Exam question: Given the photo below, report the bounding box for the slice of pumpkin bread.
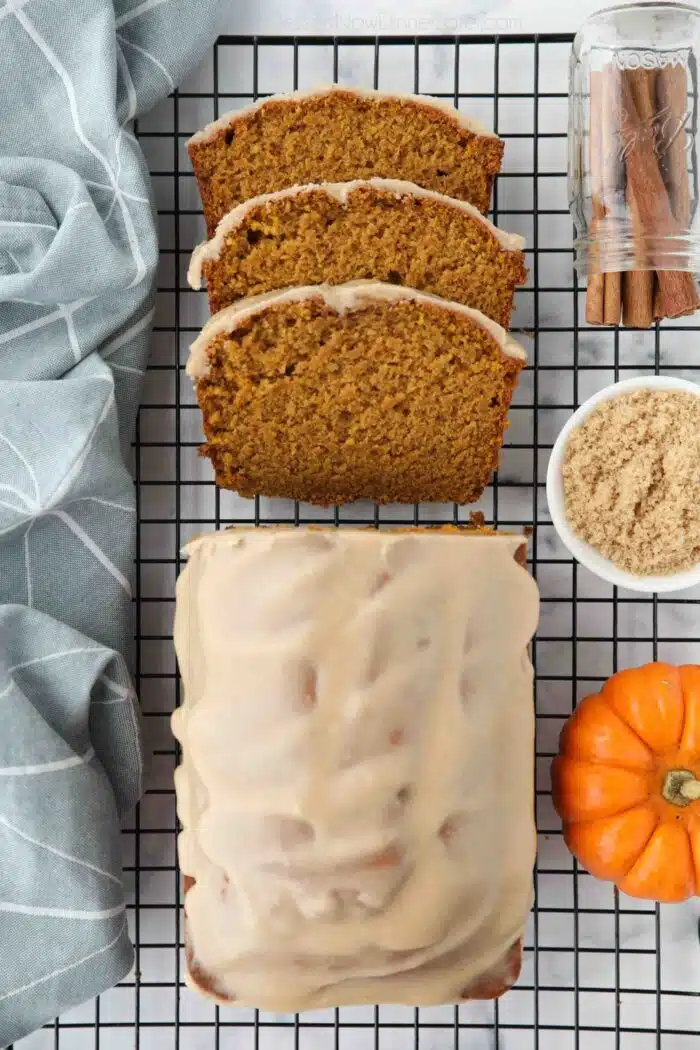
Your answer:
[186,281,527,506]
[188,179,526,327]
[187,87,504,236]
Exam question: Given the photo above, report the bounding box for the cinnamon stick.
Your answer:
[586,70,606,325]
[586,273,605,325]
[652,267,696,324]
[604,272,622,325]
[618,69,698,320]
[623,269,655,328]
[620,68,656,328]
[600,65,622,325]
[658,274,700,318]
[655,65,699,317]
[656,65,692,227]
[586,67,623,325]
[653,276,663,321]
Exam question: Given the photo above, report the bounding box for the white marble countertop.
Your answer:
[222,0,692,37]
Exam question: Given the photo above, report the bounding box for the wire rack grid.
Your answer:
[16,30,700,1050]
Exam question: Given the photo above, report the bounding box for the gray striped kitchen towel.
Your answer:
[0,0,224,1042]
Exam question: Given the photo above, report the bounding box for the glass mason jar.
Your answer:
[569,2,700,277]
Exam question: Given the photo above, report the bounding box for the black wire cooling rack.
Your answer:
[25,31,700,1050]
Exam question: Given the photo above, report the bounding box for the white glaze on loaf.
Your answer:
[172,527,539,1009]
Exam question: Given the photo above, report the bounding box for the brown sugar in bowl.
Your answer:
[546,375,700,593]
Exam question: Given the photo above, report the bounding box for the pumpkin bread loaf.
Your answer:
[186,281,527,506]
[188,179,527,326]
[173,525,539,1008]
[187,86,504,236]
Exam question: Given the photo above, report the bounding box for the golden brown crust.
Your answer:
[201,185,526,328]
[188,91,504,236]
[183,875,237,1002]
[184,931,523,1007]
[462,940,523,1000]
[194,296,524,506]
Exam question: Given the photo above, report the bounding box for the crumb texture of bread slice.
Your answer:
[191,180,526,327]
[188,88,503,235]
[190,283,526,506]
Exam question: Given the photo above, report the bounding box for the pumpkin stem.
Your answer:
[662,769,700,807]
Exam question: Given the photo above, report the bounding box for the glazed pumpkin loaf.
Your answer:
[187,86,504,236]
[186,281,527,506]
[188,178,527,326]
[173,525,540,1008]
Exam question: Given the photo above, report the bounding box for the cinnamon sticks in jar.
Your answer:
[585,62,699,328]
[586,68,624,326]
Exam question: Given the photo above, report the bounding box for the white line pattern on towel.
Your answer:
[114,0,171,29]
[0,748,95,776]
[12,7,148,288]
[117,32,175,92]
[0,919,128,1005]
[0,813,123,885]
[0,901,124,919]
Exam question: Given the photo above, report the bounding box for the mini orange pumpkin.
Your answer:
[552,663,700,903]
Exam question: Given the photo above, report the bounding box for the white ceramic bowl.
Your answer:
[546,375,700,594]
